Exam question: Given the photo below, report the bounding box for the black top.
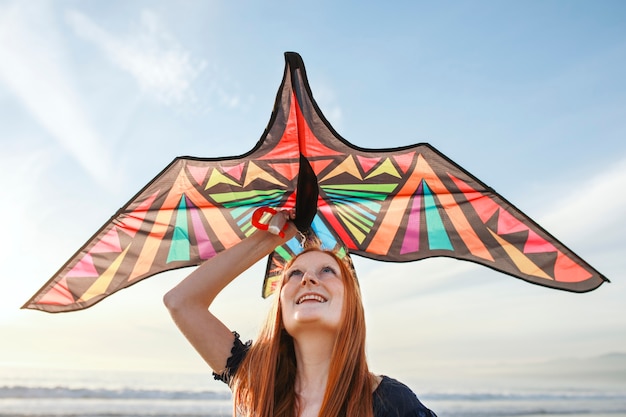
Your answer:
[213,333,437,417]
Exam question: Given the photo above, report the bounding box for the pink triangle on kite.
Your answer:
[554,252,593,283]
[393,151,416,174]
[497,210,529,235]
[356,155,381,174]
[449,174,499,224]
[187,165,210,186]
[66,253,99,278]
[35,277,75,306]
[118,191,160,237]
[90,228,122,253]
[222,163,245,181]
[523,229,557,254]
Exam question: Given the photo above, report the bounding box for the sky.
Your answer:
[1,0,625,392]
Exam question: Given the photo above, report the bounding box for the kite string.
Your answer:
[297,230,307,247]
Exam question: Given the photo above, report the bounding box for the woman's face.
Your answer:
[279,251,345,335]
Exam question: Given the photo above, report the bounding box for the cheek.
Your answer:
[335,289,345,312]
[279,281,295,310]
[279,279,293,299]
[333,281,346,301]
[334,284,346,315]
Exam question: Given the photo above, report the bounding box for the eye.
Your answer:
[287,268,303,279]
[320,266,337,275]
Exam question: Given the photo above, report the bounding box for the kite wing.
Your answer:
[24,52,608,313]
[257,53,609,296]
[22,55,306,312]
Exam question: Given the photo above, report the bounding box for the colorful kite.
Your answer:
[23,52,608,313]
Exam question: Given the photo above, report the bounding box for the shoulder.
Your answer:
[372,376,438,417]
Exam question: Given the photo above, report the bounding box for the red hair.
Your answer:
[232,248,374,417]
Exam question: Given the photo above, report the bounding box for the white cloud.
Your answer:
[0,147,53,320]
[66,9,206,106]
[0,1,113,186]
[540,156,626,249]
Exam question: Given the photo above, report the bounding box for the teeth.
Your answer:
[296,294,327,304]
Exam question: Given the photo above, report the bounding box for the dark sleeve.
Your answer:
[211,332,252,385]
[373,376,438,417]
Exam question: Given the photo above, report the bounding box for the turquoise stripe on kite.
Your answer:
[423,182,453,251]
[167,195,191,263]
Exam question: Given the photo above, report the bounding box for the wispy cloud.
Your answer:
[66,9,206,106]
[0,1,113,185]
[0,146,52,318]
[540,156,626,249]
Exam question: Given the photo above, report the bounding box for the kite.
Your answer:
[23,52,608,313]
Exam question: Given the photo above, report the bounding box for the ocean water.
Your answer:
[0,367,232,417]
[1,366,625,417]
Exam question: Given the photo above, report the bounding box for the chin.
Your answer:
[284,315,341,334]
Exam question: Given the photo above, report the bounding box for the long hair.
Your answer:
[231,247,374,417]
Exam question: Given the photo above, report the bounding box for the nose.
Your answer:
[300,271,318,286]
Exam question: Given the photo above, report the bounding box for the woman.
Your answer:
[164,210,437,417]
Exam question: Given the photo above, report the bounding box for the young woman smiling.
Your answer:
[164,210,437,417]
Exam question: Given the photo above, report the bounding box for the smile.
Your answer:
[296,294,327,304]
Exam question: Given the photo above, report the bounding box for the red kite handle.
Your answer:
[252,207,287,238]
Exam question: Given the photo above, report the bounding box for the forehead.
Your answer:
[289,251,340,268]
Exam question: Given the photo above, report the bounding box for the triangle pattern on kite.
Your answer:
[22,51,607,313]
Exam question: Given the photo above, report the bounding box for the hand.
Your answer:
[251,207,298,241]
[270,209,298,241]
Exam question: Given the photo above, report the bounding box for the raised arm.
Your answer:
[163,211,297,373]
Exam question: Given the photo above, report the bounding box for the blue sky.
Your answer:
[1,0,625,391]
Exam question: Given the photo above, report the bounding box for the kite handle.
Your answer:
[252,207,288,238]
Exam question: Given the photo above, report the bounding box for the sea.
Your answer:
[1,366,625,417]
